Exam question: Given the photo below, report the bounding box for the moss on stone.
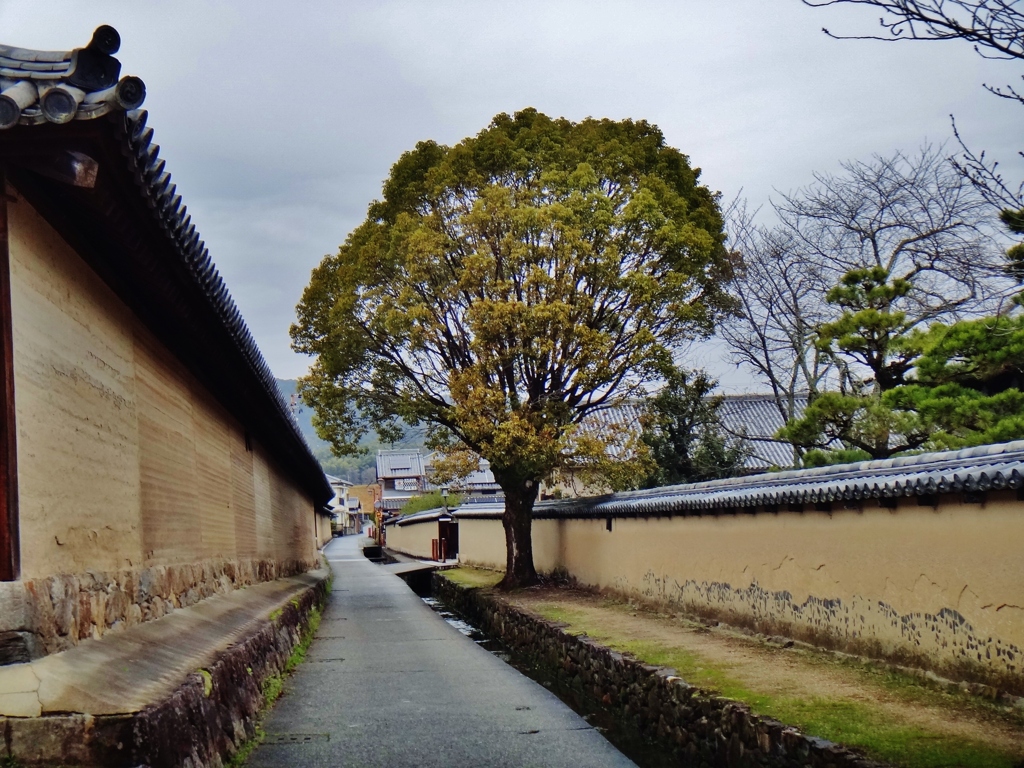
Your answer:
[440,567,503,589]
[198,668,213,697]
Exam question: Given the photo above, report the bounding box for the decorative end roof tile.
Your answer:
[0,25,145,130]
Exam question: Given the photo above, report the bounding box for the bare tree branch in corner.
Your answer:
[802,0,1024,104]
[721,147,1010,455]
[950,117,1024,212]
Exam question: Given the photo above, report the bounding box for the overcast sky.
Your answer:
[2,1,1021,390]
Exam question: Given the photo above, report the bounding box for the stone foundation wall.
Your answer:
[434,575,887,768]
[0,557,318,664]
[0,570,328,768]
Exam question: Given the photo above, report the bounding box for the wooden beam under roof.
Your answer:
[0,167,19,581]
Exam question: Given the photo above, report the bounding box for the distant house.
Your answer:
[345,495,364,532]
[326,474,364,535]
[375,449,505,515]
[0,26,333,664]
[376,449,428,513]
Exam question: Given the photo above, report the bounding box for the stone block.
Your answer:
[104,587,129,627]
[77,588,93,629]
[50,574,77,637]
[0,580,30,631]
[8,713,125,766]
[0,690,42,717]
[0,661,40,693]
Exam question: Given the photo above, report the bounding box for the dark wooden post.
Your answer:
[0,167,19,581]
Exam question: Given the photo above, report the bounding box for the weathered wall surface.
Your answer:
[2,186,319,659]
[315,512,333,549]
[386,518,438,559]
[456,518,562,572]
[9,185,143,577]
[450,494,1024,692]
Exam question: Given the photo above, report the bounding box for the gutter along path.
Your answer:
[247,534,634,768]
[501,580,1024,768]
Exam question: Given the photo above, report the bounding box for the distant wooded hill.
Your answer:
[275,379,425,483]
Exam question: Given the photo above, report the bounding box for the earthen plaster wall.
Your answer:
[315,512,333,549]
[0,186,320,659]
[451,494,1024,691]
[386,517,439,559]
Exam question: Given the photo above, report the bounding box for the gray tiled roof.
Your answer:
[579,396,806,471]
[717,394,807,469]
[531,440,1024,518]
[0,26,146,129]
[391,442,1024,523]
[376,450,426,479]
[575,402,645,459]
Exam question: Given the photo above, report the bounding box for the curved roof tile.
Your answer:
[525,440,1024,519]
[0,26,145,130]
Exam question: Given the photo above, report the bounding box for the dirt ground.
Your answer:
[501,583,1024,765]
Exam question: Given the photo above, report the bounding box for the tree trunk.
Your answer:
[497,478,539,590]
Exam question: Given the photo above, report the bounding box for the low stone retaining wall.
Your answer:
[1,572,329,768]
[434,574,887,768]
[0,557,318,664]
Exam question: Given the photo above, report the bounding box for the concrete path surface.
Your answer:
[247,534,635,768]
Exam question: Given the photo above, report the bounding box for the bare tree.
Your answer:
[722,146,1010,440]
[802,0,1024,104]
[950,118,1024,215]
[802,0,1024,244]
[720,203,834,444]
[776,145,1010,320]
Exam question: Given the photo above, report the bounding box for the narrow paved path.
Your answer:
[248,534,634,768]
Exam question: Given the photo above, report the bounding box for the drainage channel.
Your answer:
[420,595,679,768]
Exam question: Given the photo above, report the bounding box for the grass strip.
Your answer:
[225,601,324,767]
[528,603,1019,768]
[441,567,504,589]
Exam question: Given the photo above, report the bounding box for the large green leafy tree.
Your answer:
[640,368,748,487]
[291,109,734,588]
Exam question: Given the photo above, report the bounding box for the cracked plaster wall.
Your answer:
[456,496,1024,691]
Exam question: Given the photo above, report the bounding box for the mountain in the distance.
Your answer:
[274,378,425,462]
[275,378,329,450]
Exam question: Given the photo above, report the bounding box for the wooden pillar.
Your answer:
[0,168,18,581]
